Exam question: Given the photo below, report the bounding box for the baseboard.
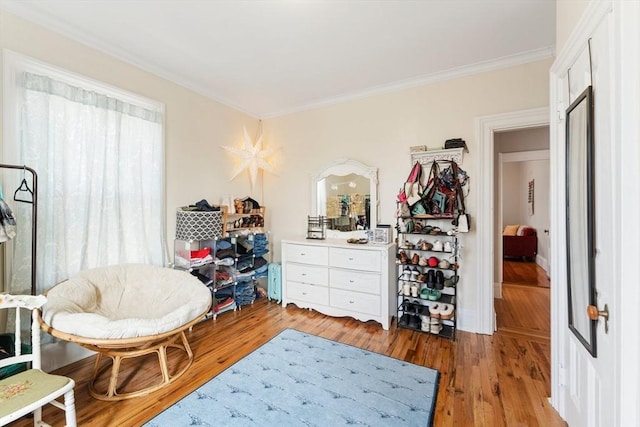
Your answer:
[456,307,476,333]
[494,282,503,299]
[42,340,95,372]
[536,254,549,275]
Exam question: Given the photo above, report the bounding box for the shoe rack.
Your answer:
[395,214,459,340]
[225,206,266,236]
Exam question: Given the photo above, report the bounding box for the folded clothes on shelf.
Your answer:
[236,239,254,255]
[215,248,234,259]
[253,233,269,257]
[190,254,213,267]
[215,240,232,250]
[213,297,236,314]
[235,281,256,306]
[174,254,213,268]
[253,257,269,278]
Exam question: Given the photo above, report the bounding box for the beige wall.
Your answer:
[264,59,552,322]
[556,0,590,53]
[0,9,553,333]
[0,11,259,249]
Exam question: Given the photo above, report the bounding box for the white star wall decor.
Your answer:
[222,124,279,188]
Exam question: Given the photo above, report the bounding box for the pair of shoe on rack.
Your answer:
[421,316,442,334]
[420,287,441,301]
[399,313,421,329]
[426,270,445,290]
[400,266,421,282]
[403,240,415,249]
[397,250,409,264]
[411,253,420,265]
[415,239,433,251]
[428,303,454,320]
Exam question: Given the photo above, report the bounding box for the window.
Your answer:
[3,50,166,294]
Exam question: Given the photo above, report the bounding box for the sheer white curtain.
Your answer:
[6,62,166,295]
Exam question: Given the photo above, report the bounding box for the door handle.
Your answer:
[587,304,609,333]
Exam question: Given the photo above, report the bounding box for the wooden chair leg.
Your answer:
[157,345,170,384]
[180,331,193,360]
[107,355,123,398]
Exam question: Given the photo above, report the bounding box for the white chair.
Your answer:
[0,294,76,427]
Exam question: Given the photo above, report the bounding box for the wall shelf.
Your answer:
[410,147,465,166]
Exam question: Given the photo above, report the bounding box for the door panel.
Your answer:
[553,7,615,427]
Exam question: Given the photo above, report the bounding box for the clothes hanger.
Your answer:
[14,167,34,204]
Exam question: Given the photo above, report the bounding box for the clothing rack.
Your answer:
[0,164,38,295]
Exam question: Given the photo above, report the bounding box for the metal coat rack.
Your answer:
[0,164,38,295]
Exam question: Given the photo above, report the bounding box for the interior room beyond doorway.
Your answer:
[494,126,550,339]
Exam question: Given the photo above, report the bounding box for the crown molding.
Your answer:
[262,46,556,118]
[0,3,555,119]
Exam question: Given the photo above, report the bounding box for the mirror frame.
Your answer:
[311,158,378,239]
[565,85,597,357]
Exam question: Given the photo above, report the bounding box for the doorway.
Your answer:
[494,129,550,339]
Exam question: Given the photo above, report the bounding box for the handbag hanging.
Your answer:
[397,161,424,207]
[449,161,470,232]
[422,160,457,216]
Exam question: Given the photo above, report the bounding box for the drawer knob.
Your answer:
[349,300,355,304]
[349,280,355,283]
[348,257,354,261]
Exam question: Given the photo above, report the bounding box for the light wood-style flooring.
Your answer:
[11,293,565,427]
[496,260,551,342]
[503,259,550,288]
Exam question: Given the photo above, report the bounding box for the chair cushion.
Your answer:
[0,369,72,419]
[42,264,212,339]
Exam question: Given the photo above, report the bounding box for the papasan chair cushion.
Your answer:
[42,263,212,339]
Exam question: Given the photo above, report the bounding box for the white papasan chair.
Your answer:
[39,264,212,401]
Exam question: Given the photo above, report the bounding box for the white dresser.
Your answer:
[281,239,396,330]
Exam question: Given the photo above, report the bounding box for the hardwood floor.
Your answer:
[496,261,551,342]
[10,299,565,427]
[495,284,551,341]
[503,260,550,287]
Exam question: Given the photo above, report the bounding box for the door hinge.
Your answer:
[558,364,566,387]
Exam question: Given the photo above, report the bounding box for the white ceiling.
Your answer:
[0,1,556,118]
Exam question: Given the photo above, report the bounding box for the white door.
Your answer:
[550,2,640,425]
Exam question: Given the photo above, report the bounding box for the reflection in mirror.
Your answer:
[318,173,370,231]
[312,159,378,238]
[565,85,597,357]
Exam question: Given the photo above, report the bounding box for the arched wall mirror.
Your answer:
[311,159,378,239]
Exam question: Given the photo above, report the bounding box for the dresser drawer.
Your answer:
[286,282,329,305]
[285,263,328,286]
[329,247,381,272]
[330,268,380,295]
[284,243,329,266]
[330,288,380,316]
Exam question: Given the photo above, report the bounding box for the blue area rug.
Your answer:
[144,328,439,427]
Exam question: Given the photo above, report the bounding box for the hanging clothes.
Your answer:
[0,185,17,242]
